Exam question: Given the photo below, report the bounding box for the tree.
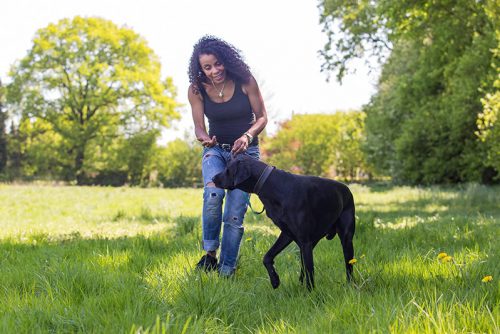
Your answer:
[264,112,369,180]
[6,16,179,184]
[318,0,393,82]
[0,80,7,173]
[13,117,64,179]
[155,139,202,188]
[476,2,500,182]
[477,69,500,182]
[5,121,24,179]
[320,0,499,183]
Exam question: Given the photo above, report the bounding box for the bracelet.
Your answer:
[243,132,254,144]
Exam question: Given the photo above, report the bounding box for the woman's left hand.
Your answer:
[231,135,249,154]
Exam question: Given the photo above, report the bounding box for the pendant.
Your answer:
[219,91,224,98]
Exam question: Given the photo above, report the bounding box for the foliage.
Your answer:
[318,0,392,82]
[6,16,179,184]
[155,139,202,188]
[0,81,7,174]
[477,78,500,177]
[4,122,23,179]
[320,0,499,184]
[14,118,67,179]
[79,130,161,186]
[476,3,500,180]
[0,184,498,332]
[264,112,369,179]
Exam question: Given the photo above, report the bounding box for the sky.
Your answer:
[0,0,379,140]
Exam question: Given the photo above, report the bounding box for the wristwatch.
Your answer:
[244,132,253,144]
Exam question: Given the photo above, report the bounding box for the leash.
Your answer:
[247,194,265,215]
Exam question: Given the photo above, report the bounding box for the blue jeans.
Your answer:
[201,145,260,275]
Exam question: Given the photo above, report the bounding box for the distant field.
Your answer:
[0,183,498,333]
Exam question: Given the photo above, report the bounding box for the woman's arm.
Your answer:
[232,76,268,153]
[188,85,217,147]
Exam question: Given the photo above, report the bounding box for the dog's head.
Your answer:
[212,155,252,190]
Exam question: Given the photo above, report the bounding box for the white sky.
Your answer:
[1,0,379,140]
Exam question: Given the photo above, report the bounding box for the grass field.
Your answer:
[0,183,498,333]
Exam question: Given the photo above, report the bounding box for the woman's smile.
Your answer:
[199,53,226,84]
[213,72,225,83]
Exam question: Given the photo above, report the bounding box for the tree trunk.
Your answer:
[0,79,7,173]
[75,147,86,185]
[0,110,7,173]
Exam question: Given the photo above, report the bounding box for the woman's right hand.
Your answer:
[199,135,217,148]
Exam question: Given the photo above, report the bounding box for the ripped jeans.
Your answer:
[201,145,260,275]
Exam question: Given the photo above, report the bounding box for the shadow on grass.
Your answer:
[0,214,204,333]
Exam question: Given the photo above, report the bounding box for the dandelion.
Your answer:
[360,254,366,259]
[442,255,453,263]
[437,252,448,259]
[349,258,357,265]
[245,237,253,242]
[482,275,493,283]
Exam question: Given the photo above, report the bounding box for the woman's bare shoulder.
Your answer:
[188,83,204,101]
[242,75,259,94]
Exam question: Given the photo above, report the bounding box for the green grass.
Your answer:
[0,183,498,333]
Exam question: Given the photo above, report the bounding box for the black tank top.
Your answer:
[202,81,258,145]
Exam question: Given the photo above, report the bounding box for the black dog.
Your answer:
[213,155,355,290]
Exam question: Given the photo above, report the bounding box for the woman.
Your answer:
[188,36,268,277]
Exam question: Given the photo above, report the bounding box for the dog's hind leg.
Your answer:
[299,239,319,285]
[338,207,355,282]
[299,242,315,290]
[263,232,293,289]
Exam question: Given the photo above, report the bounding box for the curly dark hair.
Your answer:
[188,35,252,94]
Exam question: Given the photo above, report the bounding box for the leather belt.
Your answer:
[217,142,257,152]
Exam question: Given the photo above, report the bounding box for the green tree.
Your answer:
[476,2,500,181]
[320,0,499,183]
[155,139,202,188]
[14,118,65,179]
[115,131,159,186]
[6,16,179,184]
[6,122,24,179]
[0,80,7,173]
[477,74,500,181]
[264,112,369,179]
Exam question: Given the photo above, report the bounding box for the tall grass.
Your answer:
[0,183,498,333]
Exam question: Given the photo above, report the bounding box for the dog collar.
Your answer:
[253,165,275,194]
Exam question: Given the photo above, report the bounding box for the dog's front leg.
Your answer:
[300,243,315,290]
[263,232,293,289]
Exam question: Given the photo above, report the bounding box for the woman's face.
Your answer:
[199,53,226,84]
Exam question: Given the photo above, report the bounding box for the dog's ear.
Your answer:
[233,160,251,187]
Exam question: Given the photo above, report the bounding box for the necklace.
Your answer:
[211,79,226,99]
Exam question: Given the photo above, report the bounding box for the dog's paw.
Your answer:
[270,272,280,289]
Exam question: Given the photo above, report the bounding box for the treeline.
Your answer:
[263,112,368,179]
[0,16,371,187]
[1,4,498,186]
[1,81,369,185]
[319,0,499,184]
